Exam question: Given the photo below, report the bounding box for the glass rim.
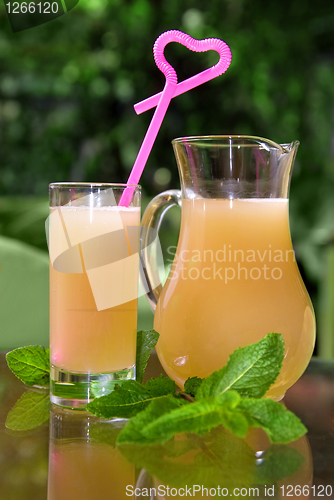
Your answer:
[172,135,300,153]
[49,182,141,190]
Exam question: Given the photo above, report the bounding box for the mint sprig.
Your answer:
[117,391,249,446]
[5,332,308,446]
[116,389,306,446]
[87,333,307,446]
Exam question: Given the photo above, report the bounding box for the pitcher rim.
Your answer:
[172,135,299,153]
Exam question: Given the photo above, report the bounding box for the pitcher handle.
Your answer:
[140,189,182,312]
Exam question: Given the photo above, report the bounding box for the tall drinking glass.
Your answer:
[48,183,141,408]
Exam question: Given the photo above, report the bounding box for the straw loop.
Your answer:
[136,30,232,115]
[153,31,178,85]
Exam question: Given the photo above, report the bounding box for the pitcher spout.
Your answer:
[172,135,300,199]
[280,140,300,154]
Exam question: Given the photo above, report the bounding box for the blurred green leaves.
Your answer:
[0,235,49,349]
[0,0,332,198]
[0,0,333,347]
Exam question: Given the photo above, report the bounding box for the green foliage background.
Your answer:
[0,0,333,351]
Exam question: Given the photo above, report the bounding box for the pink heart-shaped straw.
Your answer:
[135,30,232,115]
[119,30,232,207]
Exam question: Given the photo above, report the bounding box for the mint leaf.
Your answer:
[87,381,148,419]
[197,333,284,399]
[239,398,307,444]
[117,396,185,445]
[144,375,176,396]
[136,329,160,383]
[184,376,203,397]
[117,390,249,446]
[6,346,50,387]
[5,391,50,431]
[87,376,176,419]
[142,391,248,444]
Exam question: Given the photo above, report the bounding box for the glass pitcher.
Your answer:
[141,136,316,399]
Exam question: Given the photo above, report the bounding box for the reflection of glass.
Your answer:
[48,183,141,408]
[124,427,313,499]
[141,136,316,399]
[47,406,135,500]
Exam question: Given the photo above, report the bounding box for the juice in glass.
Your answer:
[49,183,141,407]
[50,205,140,374]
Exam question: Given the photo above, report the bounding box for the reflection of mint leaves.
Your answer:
[5,390,50,431]
[255,444,305,484]
[136,329,160,384]
[88,333,307,446]
[118,427,305,491]
[119,428,254,489]
[86,376,176,419]
[6,346,50,387]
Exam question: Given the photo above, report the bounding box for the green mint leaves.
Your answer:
[184,376,203,397]
[86,376,176,419]
[5,331,307,446]
[196,333,284,399]
[4,329,161,429]
[117,391,247,446]
[238,398,308,444]
[5,329,160,388]
[116,390,306,446]
[88,332,307,446]
[6,346,50,387]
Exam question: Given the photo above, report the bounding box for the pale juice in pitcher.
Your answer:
[154,198,316,399]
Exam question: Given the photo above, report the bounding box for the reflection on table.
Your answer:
[47,408,135,500]
[0,353,333,499]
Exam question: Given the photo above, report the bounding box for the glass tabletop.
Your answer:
[0,352,333,499]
